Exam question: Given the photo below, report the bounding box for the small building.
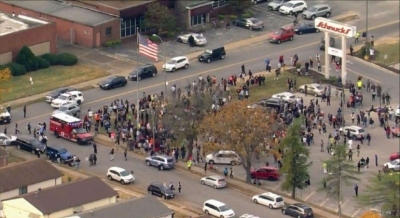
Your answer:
[2,177,118,218]
[71,196,175,218]
[0,148,8,167]
[0,159,63,200]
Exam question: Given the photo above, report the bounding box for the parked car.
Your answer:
[163,56,189,72]
[269,27,294,44]
[233,17,264,30]
[252,192,285,209]
[177,33,207,46]
[302,4,332,20]
[45,87,76,103]
[0,105,11,124]
[390,152,400,161]
[250,166,280,180]
[0,133,17,145]
[279,0,307,15]
[339,125,366,139]
[107,166,135,184]
[50,91,84,108]
[198,47,226,63]
[145,155,175,170]
[251,0,269,5]
[320,37,335,50]
[294,23,320,34]
[206,150,241,165]
[203,199,235,218]
[384,159,400,172]
[272,92,296,102]
[46,145,73,164]
[239,214,260,218]
[52,103,81,117]
[200,175,227,189]
[281,203,314,218]
[128,64,157,81]
[268,0,290,11]
[99,75,127,90]
[147,182,174,199]
[14,135,46,154]
[298,84,325,96]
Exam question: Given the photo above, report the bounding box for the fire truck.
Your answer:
[49,113,93,145]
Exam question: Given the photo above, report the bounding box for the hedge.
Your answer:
[0,62,27,76]
[149,35,160,42]
[36,57,50,69]
[41,53,59,65]
[218,15,226,20]
[241,13,252,18]
[15,46,37,72]
[104,39,122,48]
[57,53,78,66]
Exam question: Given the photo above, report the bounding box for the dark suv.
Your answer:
[128,64,157,81]
[147,182,175,199]
[45,87,76,103]
[198,47,226,63]
[14,135,46,154]
[46,145,73,164]
[282,203,314,218]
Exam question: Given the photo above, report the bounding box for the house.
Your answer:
[0,159,63,200]
[2,177,118,218]
[0,148,8,167]
[70,196,175,218]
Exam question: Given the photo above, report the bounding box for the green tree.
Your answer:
[144,2,176,34]
[279,117,312,199]
[15,46,38,72]
[229,0,252,14]
[318,144,360,217]
[357,172,399,217]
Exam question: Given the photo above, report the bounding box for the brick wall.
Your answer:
[0,22,56,62]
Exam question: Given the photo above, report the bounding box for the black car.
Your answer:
[282,203,314,218]
[14,135,46,154]
[99,76,127,90]
[320,37,335,50]
[128,64,157,81]
[147,182,175,199]
[294,23,320,35]
[45,87,76,103]
[198,47,226,63]
[46,145,73,164]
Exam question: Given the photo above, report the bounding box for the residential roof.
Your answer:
[15,177,118,214]
[0,147,7,157]
[2,0,117,26]
[0,159,63,193]
[75,196,174,218]
[82,0,155,10]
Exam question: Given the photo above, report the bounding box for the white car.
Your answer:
[384,159,400,172]
[0,105,11,124]
[177,33,207,46]
[51,91,84,108]
[203,199,235,218]
[252,192,285,209]
[268,0,290,11]
[200,175,227,189]
[339,125,366,139]
[271,92,296,102]
[279,0,307,15]
[107,166,135,184]
[206,150,241,165]
[0,133,17,145]
[163,56,189,72]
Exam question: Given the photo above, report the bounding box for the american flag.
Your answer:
[138,33,158,61]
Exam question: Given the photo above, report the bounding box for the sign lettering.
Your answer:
[314,18,356,38]
[317,22,351,35]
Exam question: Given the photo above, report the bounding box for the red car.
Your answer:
[269,27,294,44]
[390,152,400,161]
[250,166,280,180]
[392,127,400,137]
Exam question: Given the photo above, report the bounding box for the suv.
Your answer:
[233,18,264,30]
[51,91,84,108]
[147,182,174,199]
[252,192,285,209]
[203,199,235,218]
[198,47,226,63]
[107,166,135,184]
[46,145,73,164]
[320,37,335,50]
[45,87,76,103]
[206,150,241,165]
[0,133,17,145]
[52,103,81,117]
[15,135,46,154]
[302,4,331,20]
[0,105,11,124]
[279,0,307,15]
[145,155,175,170]
[128,64,157,81]
[268,0,290,11]
[163,56,189,72]
[339,125,366,139]
[269,27,294,44]
[250,166,280,180]
[282,203,314,218]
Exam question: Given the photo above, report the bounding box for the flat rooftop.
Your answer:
[2,0,117,27]
[0,12,48,36]
[81,0,155,10]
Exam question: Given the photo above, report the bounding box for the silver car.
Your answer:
[302,4,332,20]
[52,103,81,117]
[145,155,175,170]
[298,83,325,97]
[384,159,400,172]
[177,33,207,46]
[200,175,227,189]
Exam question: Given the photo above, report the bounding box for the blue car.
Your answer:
[46,145,73,164]
[294,23,320,35]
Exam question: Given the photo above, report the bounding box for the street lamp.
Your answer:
[152,34,167,99]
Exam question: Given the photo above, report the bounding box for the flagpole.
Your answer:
[136,27,140,138]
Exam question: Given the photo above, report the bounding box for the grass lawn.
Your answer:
[373,41,400,65]
[0,65,109,103]
[61,171,84,183]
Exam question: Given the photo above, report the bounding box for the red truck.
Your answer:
[50,113,93,145]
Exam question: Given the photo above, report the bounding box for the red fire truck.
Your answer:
[50,113,93,145]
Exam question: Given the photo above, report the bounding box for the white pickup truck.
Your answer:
[51,91,84,108]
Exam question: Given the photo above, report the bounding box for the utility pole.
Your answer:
[152,34,167,99]
[365,0,369,41]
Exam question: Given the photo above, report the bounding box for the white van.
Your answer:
[206,150,241,165]
[203,199,235,218]
[252,192,285,208]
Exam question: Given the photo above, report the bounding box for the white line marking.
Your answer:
[320,198,330,206]
[352,208,362,217]
[304,191,316,201]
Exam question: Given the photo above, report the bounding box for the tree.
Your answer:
[357,172,400,217]
[144,2,176,34]
[279,117,312,199]
[198,101,280,183]
[318,144,360,217]
[15,46,38,72]
[0,68,12,101]
[229,0,252,14]
[360,211,381,218]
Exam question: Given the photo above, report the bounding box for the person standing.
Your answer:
[124,148,127,161]
[27,122,31,134]
[230,167,234,178]
[375,154,378,167]
[93,143,97,154]
[178,182,182,193]
[354,184,359,197]
[223,167,228,177]
[15,123,19,135]
[366,157,369,168]
[355,32,360,43]
[110,148,114,161]
[23,105,27,118]
[204,162,207,173]
[350,45,354,56]
[241,64,245,75]
[370,35,374,47]
[187,159,192,170]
